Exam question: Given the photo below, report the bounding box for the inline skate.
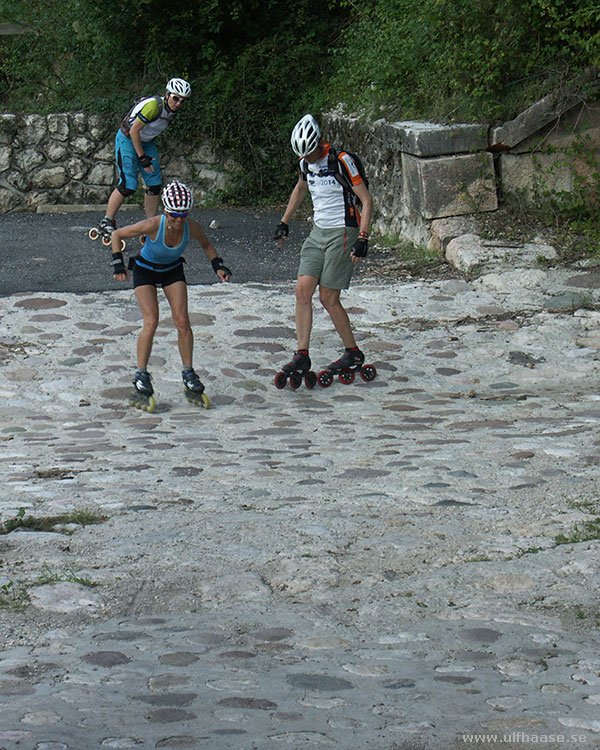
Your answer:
[183,368,210,409]
[89,217,126,250]
[274,351,317,390]
[317,348,377,387]
[129,370,156,412]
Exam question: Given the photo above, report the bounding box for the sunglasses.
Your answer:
[167,211,189,218]
[170,95,185,103]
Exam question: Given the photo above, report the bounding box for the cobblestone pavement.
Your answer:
[1,229,600,749]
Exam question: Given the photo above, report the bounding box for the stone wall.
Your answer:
[324,111,497,246]
[0,112,234,213]
[3,83,599,249]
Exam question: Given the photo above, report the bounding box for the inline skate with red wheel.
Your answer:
[317,348,377,387]
[274,351,317,390]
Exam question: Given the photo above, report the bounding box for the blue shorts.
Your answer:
[115,130,162,193]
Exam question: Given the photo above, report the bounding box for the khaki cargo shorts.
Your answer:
[297,226,359,290]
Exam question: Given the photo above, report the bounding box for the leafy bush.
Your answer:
[327,0,600,123]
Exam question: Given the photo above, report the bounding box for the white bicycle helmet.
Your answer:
[166,78,191,98]
[290,114,321,157]
[162,181,194,212]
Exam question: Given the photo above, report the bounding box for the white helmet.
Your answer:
[162,181,194,212]
[166,78,191,98]
[290,114,321,157]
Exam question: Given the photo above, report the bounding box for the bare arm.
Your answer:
[110,217,161,281]
[188,219,231,282]
[281,177,309,225]
[350,181,373,264]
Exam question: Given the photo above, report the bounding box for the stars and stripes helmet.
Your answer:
[290,114,321,157]
[162,181,194,212]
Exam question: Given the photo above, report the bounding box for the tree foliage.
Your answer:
[328,0,600,123]
[0,0,598,202]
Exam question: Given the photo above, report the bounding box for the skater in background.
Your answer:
[273,113,373,382]
[98,78,192,240]
[110,180,232,410]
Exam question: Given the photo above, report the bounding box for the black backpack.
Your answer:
[302,145,369,205]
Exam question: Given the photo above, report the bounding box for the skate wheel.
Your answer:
[305,371,317,389]
[144,396,156,413]
[199,393,210,409]
[89,228,99,241]
[360,364,377,382]
[339,369,355,385]
[274,371,287,390]
[317,369,333,388]
[289,372,302,390]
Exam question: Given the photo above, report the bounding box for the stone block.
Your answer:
[490,69,600,149]
[0,145,11,172]
[87,163,114,186]
[48,113,70,141]
[19,114,47,145]
[428,217,476,253]
[14,147,45,172]
[445,233,486,273]
[46,142,68,162]
[66,156,88,181]
[390,121,488,156]
[500,152,574,196]
[0,185,22,212]
[31,166,68,189]
[0,114,17,144]
[402,152,497,219]
[71,135,96,156]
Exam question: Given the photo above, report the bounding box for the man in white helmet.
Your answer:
[273,113,374,389]
[97,78,192,239]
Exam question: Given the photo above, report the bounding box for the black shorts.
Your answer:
[133,261,186,289]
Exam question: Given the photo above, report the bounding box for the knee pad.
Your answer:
[145,184,162,196]
[117,184,136,197]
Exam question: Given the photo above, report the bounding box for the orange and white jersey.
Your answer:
[300,144,364,229]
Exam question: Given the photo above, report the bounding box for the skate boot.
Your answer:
[88,217,125,250]
[182,368,210,409]
[130,369,156,412]
[274,351,317,390]
[317,348,377,387]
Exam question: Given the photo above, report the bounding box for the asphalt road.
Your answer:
[0,207,308,295]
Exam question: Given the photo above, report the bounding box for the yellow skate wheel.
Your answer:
[144,396,156,413]
[199,393,210,409]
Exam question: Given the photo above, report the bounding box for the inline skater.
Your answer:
[110,180,232,411]
[95,78,192,241]
[273,113,376,389]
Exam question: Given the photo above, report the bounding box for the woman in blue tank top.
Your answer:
[109,181,232,409]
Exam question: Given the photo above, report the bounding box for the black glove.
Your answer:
[274,221,289,241]
[351,235,368,258]
[211,256,232,278]
[111,251,126,275]
[138,154,152,168]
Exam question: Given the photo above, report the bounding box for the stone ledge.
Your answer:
[36,203,140,214]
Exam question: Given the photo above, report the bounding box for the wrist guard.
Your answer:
[111,252,126,275]
[138,154,152,168]
[352,237,368,258]
[211,256,232,277]
[274,221,289,240]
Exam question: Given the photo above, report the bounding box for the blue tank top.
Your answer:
[137,215,189,271]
